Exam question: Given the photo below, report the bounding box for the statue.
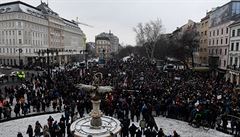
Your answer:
[76,72,113,128]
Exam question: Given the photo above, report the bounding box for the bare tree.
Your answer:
[169,28,199,68]
[133,18,163,60]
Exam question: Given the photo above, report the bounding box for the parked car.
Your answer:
[163,64,176,72]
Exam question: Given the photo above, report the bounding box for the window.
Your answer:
[231,43,234,51]
[209,40,211,45]
[235,57,238,65]
[215,49,218,55]
[221,38,223,44]
[226,28,229,34]
[220,49,222,55]
[230,57,233,65]
[236,42,239,51]
[217,29,219,35]
[225,49,227,55]
[232,30,235,37]
[19,39,22,44]
[237,29,240,36]
[212,39,215,45]
[18,31,21,35]
[226,38,228,44]
[224,60,226,67]
[221,28,224,35]
[209,31,211,37]
[18,21,21,27]
[205,31,207,36]
[216,39,219,45]
[213,30,215,36]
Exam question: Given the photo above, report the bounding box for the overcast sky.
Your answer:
[1,0,231,45]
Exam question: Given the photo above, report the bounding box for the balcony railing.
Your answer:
[227,65,240,72]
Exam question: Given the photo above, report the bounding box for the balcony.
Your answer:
[227,65,240,72]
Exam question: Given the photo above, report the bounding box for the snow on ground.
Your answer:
[0,113,233,137]
[0,113,64,137]
[154,116,232,137]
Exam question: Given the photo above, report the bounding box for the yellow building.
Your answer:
[198,12,210,66]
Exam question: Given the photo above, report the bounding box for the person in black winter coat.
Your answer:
[14,102,21,117]
[17,132,23,137]
[157,128,165,137]
[34,121,42,137]
[26,125,33,137]
[151,129,157,137]
[129,123,137,137]
[173,130,180,137]
[144,128,151,137]
[136,128,142,137]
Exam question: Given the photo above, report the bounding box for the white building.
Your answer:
[227,20,240,85]
[208,0,240,77]
[0,1,85,66]
[95,31,119,59]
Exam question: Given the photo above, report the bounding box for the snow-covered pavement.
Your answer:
[154,117,232,137]
[0,113,233,137]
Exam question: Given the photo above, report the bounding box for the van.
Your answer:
[163,64,176,71]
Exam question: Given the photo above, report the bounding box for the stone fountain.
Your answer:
[70,73,121,137]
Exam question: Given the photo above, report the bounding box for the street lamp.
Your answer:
[80,49,88,69]
[16,48,23,68]
[36,48,58,79]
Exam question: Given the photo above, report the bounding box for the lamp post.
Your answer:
[80,49,88,69]
[36,48,58,78]
[16,48,23,68]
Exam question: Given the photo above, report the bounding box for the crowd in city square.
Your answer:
[1,55,240,137]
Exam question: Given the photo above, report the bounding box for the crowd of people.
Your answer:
[1,55,240,136]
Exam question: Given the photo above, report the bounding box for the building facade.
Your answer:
[227,21,240,85]
[172,20,200,68]
[0,1,85,66]
[208,0,240,76]
[198,13,210,66]
[95,31,119,60]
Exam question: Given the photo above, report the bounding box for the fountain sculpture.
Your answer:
[70,72,121,137]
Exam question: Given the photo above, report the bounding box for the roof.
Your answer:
[229,19,240,27]
[96,36,110,41]
[62,18,79,28]
[37,2,58,17]
[0,1,82,29]
[201,14,210,22]
[0,1,40,11]
[0,1,45,18]
[211,0,240,14]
